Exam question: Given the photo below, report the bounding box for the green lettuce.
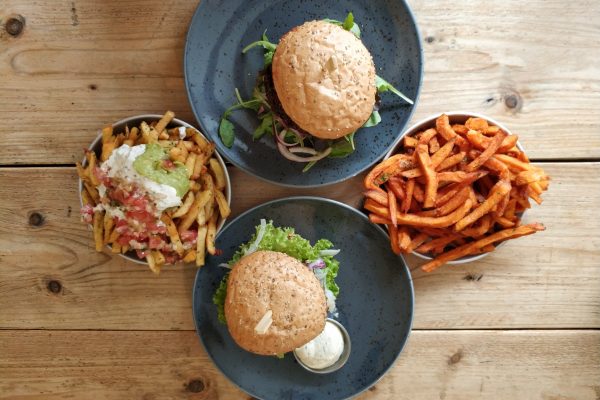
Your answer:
[212,221,340,324]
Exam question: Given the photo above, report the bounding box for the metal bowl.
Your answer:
[77,114,232,265]
[385,111,524,265]
[293,318,351,374]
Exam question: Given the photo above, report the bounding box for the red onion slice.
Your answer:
[277,143,332,162]
[276,130,297,147]
[289,147,318,155]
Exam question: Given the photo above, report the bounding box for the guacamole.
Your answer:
[133,143,189,197]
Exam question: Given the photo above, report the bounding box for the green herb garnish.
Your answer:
[363,110,382,128]
[323,12,361,38]
[375,75,414,105]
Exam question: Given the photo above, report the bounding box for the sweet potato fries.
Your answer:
[364,114,549,272]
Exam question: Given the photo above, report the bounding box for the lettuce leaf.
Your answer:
[213,221,340,324]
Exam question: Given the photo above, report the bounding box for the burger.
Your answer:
[219,13,413,171]
[213,220,341,356]
[270,20,376,140]
[224,250,327,355]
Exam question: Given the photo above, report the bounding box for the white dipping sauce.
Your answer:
[295,321,344,369]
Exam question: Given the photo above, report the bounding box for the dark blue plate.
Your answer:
[192,197,414,400]
[184,0,423,187]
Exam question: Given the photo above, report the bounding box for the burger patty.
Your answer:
[262,66,311,136]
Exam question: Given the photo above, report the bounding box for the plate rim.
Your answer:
[183,0,425,188]
[191,195,415,400]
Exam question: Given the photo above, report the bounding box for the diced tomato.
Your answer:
[163,253,178,265]
[115,219,129,233]
[136,249,150,259]
[110,187,129,204]
[179,230,198,243]
[149,223,167,234]
[148,235,166,250]
[93,167,109,186]
[162,159,175,170]
[81,204,93,215]
[126,194,149,211]
[126,210,156,226]
[80,205,94,223]
[117,234,133,246]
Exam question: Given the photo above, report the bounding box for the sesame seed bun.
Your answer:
[224,250,327,355]
[272,20,376,139]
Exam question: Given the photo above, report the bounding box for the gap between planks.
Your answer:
[1,158,600,169]
[1,328,599,332]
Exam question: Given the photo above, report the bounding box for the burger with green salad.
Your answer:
[213,220,341,356]
[219,13,413,172]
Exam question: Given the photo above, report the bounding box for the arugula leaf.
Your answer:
[242,40,277,54]
[363,110,381,127]
[218,89,264,148]
[302,160,317,173]
[243,31,278,67]
[324,12,361,38]
[343,12,361,37]
[375,75,414,105]
[219,118,235,148]
[263,50,275,66]
[253,113,273,140]
[328,133,356,158]
[342,12,354,30]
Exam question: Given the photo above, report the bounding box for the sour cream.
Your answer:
[100,144,182,212]
[294,321,344,370]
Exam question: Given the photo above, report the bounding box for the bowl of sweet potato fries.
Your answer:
[77,111,231,273]
[363,112,549,272]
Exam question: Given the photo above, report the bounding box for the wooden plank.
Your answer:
[0,330,244,400]
[0,330,598,399]
[409,0,600,160]
[0,163,598,330]
[1,0,599,165]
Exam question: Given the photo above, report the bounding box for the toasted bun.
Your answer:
[224,250,327,355]
[272,20,376,139]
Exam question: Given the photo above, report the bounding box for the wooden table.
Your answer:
[1,1,599,399]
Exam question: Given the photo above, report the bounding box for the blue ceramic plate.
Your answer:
[184,0,423,187]
[192,197,414,400]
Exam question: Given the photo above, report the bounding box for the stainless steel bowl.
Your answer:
[385,111,524,265]
[293,318,351,374]
[77,114,231,265]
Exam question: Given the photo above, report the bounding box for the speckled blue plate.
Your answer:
[184,0,423,187]
[192,197,414,400]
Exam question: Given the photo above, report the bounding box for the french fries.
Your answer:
[363,113,549,272]
[77,111,230,273]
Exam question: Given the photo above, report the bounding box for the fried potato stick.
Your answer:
[365,199,473,228]
[416,144,438,208]
[465,130,506,172]
[161,214,184,256]
[454,180,511,232]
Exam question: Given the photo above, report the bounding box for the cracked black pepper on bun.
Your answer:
[224,250,327,355]
[272,20,377,139]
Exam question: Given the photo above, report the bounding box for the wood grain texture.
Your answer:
[0,163,598,330]
[1,0,599,165]
[1,330,598,400]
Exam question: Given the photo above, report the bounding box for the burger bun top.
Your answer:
[272,20,376,139]
[224,250,327,355]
